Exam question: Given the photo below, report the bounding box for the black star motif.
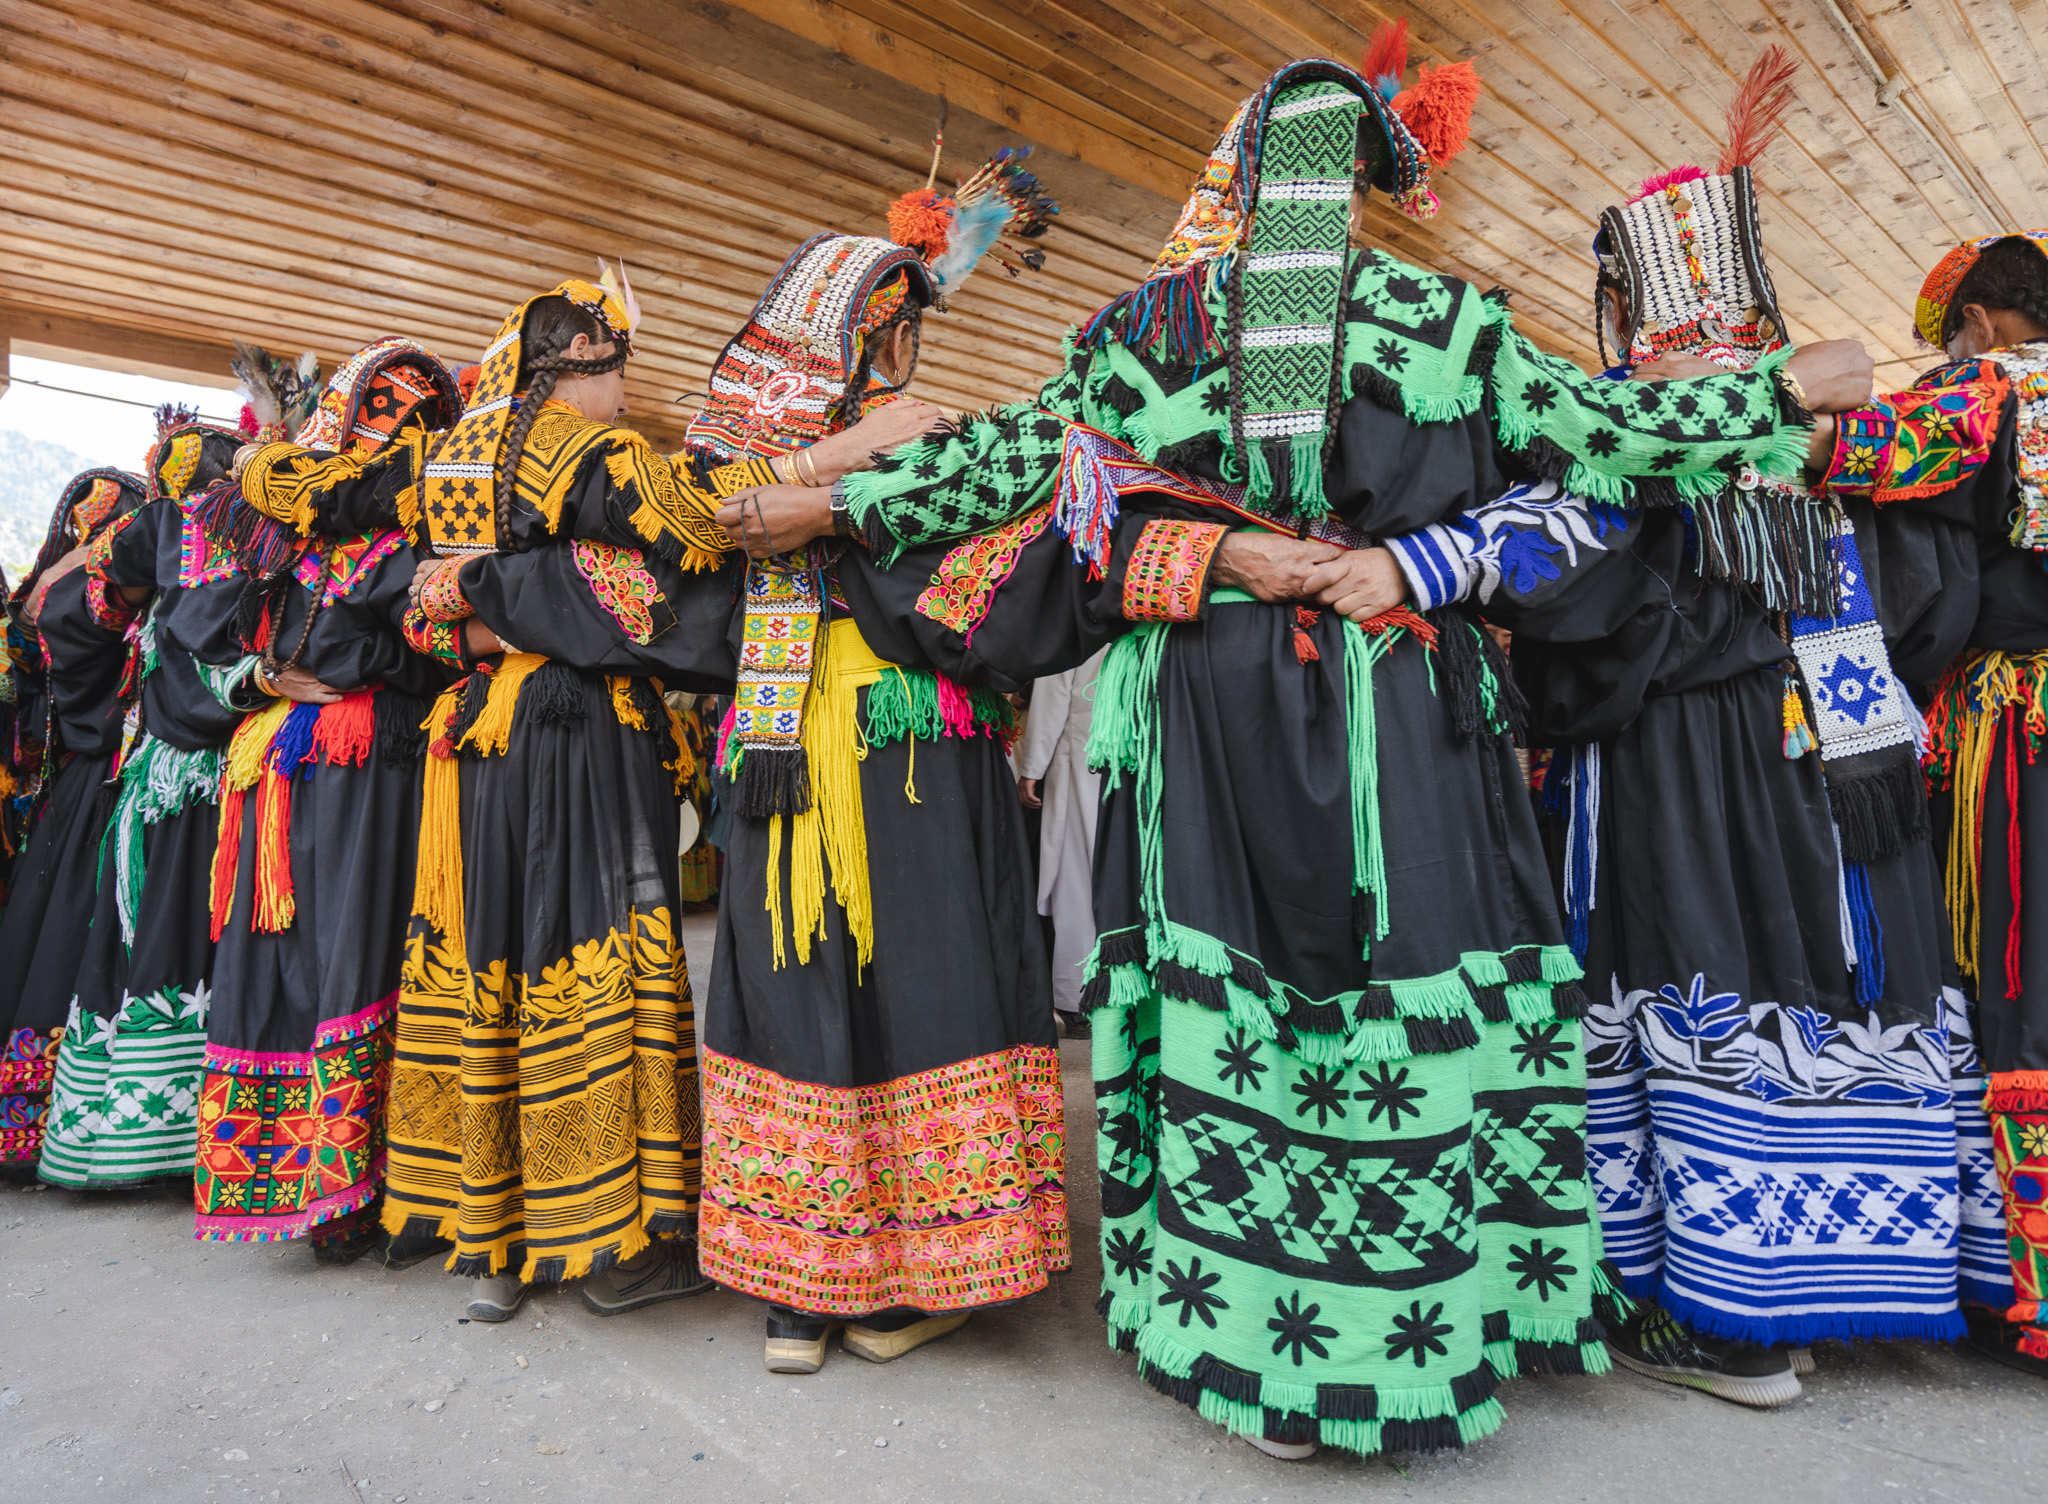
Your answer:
[1650,447,1688,472]
[1267,1292,1339,1366]
[1521,379,1559,414]
[1200,383,1231,416]
[1157,1257,1228,1329]
[1291,1064,1349,1128]
[1214,1029,1268,1096]
[1373,337,1411,371]
[1385,274,1427,304]
[1584,428,1621,457]
[913,459,941,480]
[1505,1238,1576,1302]
[1105,1228,1153,1282]
[1384,1300,1453,1367]
[1675,392,1700,418]
[1353,1061,1427,1128]
[1511,1021,1572,1077]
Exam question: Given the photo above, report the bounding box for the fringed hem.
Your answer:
[1079,925,1582,1065]
[1098,1290,1510,1455]
[193,1171,381,1244]
[1656,1285,1967,1347]
[1827,754,1931,865]
[1987,1070,2048,1113]
[437,1208,698,1284]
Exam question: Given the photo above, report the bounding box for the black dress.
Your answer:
[1389,470,1969,1346]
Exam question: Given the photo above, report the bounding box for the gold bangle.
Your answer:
[797,448,820,487]
[771,453,795,486]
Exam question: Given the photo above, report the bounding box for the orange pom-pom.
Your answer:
[887,189,955,261]
[1393,59,1483,167]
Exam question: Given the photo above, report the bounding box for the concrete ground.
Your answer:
[3,915,2043,1504]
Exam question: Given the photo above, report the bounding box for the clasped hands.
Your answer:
[1211,533,1408,624]
[715,399,950,558]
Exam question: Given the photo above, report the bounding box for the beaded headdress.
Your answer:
[420,277,632,555]
[1592,48,1799,372]
[1915,230,2048,348]
[7,468,148,619]
[685,236,933,461]
[293,336,464,457]
[144,414,244,503]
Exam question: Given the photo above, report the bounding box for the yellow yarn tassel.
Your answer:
[222,696,293,797]
[1944,652,2027,983]
[414,683,469,951]
[764,620,890,973]
[458,653,545,758]
[609,675,647,730]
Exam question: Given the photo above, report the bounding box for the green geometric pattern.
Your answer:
[40,983,208,1187]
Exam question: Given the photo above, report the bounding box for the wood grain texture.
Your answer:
[2,0,2040,428]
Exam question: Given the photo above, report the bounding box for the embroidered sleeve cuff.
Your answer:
[196,655,267,713]
[707,457,779,498]
[1825,372,2011,504]
[83,577,136,633]
[1386,525,1474,611]
[1122,518,1226,623]
[402,604,475,669]
[1821,403,1891,500]
[417,559,475,624]
[241,441,373,535]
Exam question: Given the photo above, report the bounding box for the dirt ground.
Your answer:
[3,915,2041,1504]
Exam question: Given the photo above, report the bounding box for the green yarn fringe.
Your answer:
[860,664,1016,748]
[98,733,223,950]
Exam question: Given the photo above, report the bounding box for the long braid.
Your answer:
[492,298,630,541]
[830,307,922,431]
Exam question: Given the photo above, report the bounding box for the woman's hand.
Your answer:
[463,620,504,658]
[1209,532,1343,603]
[262,664,344,704]
[801,400,950,483]
[1782,339,1876,414]
[1302,547,1407,624]
[715,485,837,559]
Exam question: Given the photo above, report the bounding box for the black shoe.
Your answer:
[1964,1305,2048,1379]
[1606,1302,1801,1408]
[378,1229,454,1271]
[311,1226,380,1266]
[765,1307,840,1374]
[1058,1012,1091,1040]
[579,1239,714,1316]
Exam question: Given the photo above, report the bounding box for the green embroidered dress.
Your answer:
[839,61,1824,1454]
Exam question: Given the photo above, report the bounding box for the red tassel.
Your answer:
[1293,607,1321,664]
[313,688,378,769]
[253,770,295,933]
[209,789,245,943]
[2008,706,2026,1001]
[1357,604,1439,647]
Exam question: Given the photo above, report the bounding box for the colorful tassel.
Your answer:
[1783,671,1817,759]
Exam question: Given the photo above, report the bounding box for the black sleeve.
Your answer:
[460,545,744,692]
[1845,500,1979,705]
[1324,396,1513,537]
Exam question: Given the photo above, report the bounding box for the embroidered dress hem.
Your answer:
[698,1043,1069,1317]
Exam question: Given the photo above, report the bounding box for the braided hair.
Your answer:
[494,295,631,536]
[1943,235,2048,346]
[829,288,924,431]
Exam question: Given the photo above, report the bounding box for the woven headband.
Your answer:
[1916,230,2048,347]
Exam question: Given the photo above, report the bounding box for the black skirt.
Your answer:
[699,629,1067,1320]
[0,753,111,1170]
[1569,665,1972,1344]
[197,692,425,1242]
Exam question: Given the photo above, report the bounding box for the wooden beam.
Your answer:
[1,303,241,388]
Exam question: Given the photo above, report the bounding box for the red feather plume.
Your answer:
[1716,45,1800,176]
[1361,18,1410,96]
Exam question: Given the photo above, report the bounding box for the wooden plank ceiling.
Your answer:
[3,0,2044,451]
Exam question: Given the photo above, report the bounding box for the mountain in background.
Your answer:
[0,430,98,584]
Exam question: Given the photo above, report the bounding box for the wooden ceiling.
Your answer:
[2,0,2043,449]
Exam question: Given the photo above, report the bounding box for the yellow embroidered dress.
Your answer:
[237,280,768,1281]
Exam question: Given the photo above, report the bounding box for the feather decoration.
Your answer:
[153,402,199,438]
[1362,18,1410,101]
[596,258,642,338]
[230,340,323,442]
[1716,45,1800,176]
[928,194,1013,296]
[231,338,282,432]
[1631,164,1708,203]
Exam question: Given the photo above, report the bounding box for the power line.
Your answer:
[3,375,240,422]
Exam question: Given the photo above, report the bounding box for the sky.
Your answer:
[0,355,246,470]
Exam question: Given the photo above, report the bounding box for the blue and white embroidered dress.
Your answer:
[1386,479,2005,1343]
